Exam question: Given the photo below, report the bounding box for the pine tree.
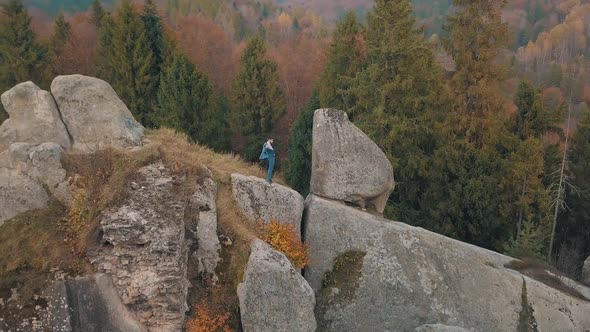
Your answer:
[231,36,286,161]
[0,0,48,121]
[0,0,48,86]
[443,0,510,146]
[141,0,166,78]
[49,13,72,76]
[424,0,517,249]
[286,90,319,196]
[157,52,211,143]
[91,0,106,28]
[513,81,563,140]
[96,13,114,80]
[99,0,157,127]
[350,0,447,226]
[198,94,232,153]
[318,12,364,111]
[560,108,590,265]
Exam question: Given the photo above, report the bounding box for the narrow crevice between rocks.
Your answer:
[518,278,539,332]
[49,92,74,149]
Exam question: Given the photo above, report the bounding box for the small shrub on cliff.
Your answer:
[259,220,309,269]
[186,300,231,332]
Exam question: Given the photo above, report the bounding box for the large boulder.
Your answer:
[311,109,394,214]
[237,239,316,332]
[89,163,189,331]
[583,256,590,285]
[0,81,71,149]
[50,75,144,151]
[44,274,146,332]
[231,174,305,235]
[3,142,71,205]
[303,195,590,332]
[0,168,49,226]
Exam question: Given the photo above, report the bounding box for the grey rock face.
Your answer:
[0,167,49,225]
[231,174,305,235]
[583,256,590,285]
[90,163,189,332]
[310,109,394,213]
[44,274,146,332]
[4,142,72,205]
[237,239,316,332]
[415,324,470,332]
[50,75,144,151]
[303,195,590,332]
[0,81,71,149]
[188,167,221,278]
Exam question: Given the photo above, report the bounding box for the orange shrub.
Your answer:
[186,301,231,332]
[259,220,310,269]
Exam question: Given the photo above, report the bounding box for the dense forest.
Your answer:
[1,0,589,281]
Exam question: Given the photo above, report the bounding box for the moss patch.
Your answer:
[322,250,366,299]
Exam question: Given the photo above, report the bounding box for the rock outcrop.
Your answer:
[584,256,590,285]
[303,194,590,332]
[44,274,146,332]
[2,142,71,205]
[231,174,304,234]
[0,81,71,149]
[90,163,189,332]
[51,75,144,151]
[310,109,394,214]
[188,167,221,278]
[237,239,316,332]
[0,167,49,226]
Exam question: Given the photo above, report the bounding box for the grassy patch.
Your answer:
[149,128,284,185]
[62,145,159,252]
[0,199,91,327]
[506,259,589,302]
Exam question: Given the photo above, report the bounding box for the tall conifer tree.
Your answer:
[231,36,286,161]
[49,13,72,76]
[351,0,447,224]
[99,0,157,126]
[141,0,166,79]
[91,0,106,28]
[157,52,211,142]
[318,12,364,111]
[286,90,319,196]
[424,0,517,249]
[0,0,48,121]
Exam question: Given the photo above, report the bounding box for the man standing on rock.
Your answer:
[259,137,276,184]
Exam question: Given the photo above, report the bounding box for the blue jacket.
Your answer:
[259,142,275,160]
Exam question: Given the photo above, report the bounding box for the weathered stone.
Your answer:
[231,174,304,234]
[89,163,188,332]
[303,195,590,332]
[0,168,49,225]
[44,274,146,332]
[583,256,590,285]
[4,142,72,206]
[188,167,221,278]
[237,239,316,332]
[311,109,394,213]
[50,75,144,151]
[0,81,71,149]
[415,324,470,332]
